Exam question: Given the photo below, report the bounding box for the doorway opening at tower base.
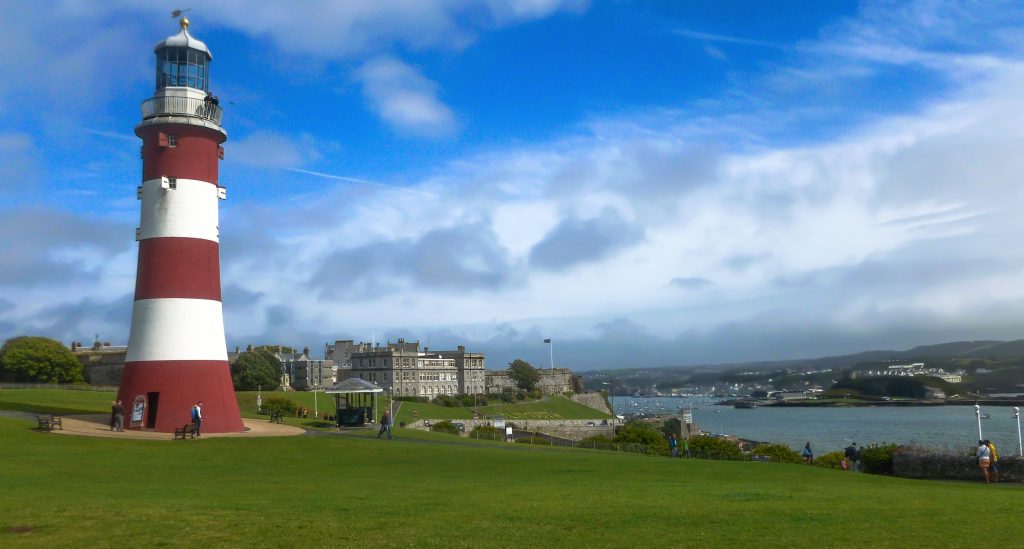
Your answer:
[146,392,160,428]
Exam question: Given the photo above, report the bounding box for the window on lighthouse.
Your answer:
[156,47,209,91]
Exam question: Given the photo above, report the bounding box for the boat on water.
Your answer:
[981,413,992,420]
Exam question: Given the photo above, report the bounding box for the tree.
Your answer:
[231,349,282,391]
[0,336,85,383]
[507,359,541,391]
[613,419,669,453]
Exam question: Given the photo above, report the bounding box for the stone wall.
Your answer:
[404,418,620,441]
[485,368,574,395]
[83,363,123,385]
[894,451,1024,482]
[571,393,611,415]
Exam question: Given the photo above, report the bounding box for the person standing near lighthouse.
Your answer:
[191,401,204,437]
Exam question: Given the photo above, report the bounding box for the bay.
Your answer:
[611,396,1023,454]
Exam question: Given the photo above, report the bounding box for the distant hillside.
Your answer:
[579,338,1024,387]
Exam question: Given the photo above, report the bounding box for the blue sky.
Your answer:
[3,1,1024,370]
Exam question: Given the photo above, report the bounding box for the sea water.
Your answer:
[611,396,1023,454]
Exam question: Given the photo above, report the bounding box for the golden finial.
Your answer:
[179,17,190,30]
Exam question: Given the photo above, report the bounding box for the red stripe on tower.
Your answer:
[117,17,243,433]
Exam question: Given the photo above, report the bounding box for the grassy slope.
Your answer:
[2,412,1024,547]
[474,395,611,420]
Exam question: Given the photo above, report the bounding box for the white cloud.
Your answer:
[355,57,457,136]
[203,0,586,58]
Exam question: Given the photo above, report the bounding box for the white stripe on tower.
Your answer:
[138,178,220,241]
[125,299,228,362]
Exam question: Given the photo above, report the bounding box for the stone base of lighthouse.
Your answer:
[117,361,244,433]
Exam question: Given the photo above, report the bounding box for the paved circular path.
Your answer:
[48,413,304,440]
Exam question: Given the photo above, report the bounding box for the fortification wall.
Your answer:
[405,418,620,441]
[572,393,611,415]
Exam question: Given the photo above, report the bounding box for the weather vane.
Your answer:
[171,8,191,29]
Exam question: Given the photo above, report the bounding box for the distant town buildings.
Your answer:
[69,335,576,396]
[277,347,336,391]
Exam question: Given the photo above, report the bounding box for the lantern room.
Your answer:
[154,18,212,92]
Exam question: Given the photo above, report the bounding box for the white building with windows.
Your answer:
[348,339,481,398]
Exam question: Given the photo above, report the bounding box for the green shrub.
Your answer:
[860,444,903,474]
[430,420,461,435]
[263,396,296,416]
[458,394,481,407]
[432,394,461,408]
[752,443,803,464]
[395,396,428,403]
[614,420,669,455]
[469,425,503,441]
[499,388,517,403]
[527,389,544,400]
[687,435,744,460]
[814,451,846,469]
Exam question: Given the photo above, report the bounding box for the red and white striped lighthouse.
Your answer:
[117,18,243,433]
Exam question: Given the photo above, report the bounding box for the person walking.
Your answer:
[845,443,862,472]
[378,410,392,439]
[977,439,992,483]
[113,400,125,432]
[802,442,814,465]
[682,437,691,458]
[191,401,203,437]
[110,400,118,431]
[669,433,679,458]
[985,439,999,483]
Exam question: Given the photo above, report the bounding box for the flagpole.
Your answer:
[545,338,554,370]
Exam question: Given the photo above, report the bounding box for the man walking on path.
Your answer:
[669,434,679,458]
[113,400,125,432]
[110,400,118,431]
[191,401,203,437]
[378,410,392,439]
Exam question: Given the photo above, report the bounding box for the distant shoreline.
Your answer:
[721,399,1024,408]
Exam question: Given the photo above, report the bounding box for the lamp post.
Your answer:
[974,404,983,441]
[1015,407,1022,457]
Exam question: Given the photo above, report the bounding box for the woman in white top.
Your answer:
[976,440,992,483]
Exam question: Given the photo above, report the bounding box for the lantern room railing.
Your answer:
[141,96,223,125]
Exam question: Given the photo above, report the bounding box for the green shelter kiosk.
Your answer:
[325,377,384,427]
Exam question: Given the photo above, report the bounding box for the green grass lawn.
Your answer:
[473,395,611,420]
[0,388,114,415]
[2,411,1023,548]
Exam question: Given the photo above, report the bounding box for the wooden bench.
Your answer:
[173,423,196,440]
[36,415,62,432]
[269,410,284,423]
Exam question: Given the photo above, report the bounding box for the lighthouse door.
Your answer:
[146,392,160,428]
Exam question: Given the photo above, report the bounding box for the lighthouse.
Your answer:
[117,18,243,433]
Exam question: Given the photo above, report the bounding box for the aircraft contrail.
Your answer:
[282,167,438,198]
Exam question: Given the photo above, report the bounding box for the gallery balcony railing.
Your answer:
[141,96,223,125]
